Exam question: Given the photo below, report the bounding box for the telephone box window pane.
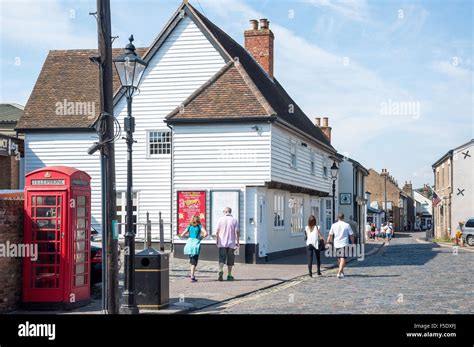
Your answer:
[37,242,59,253]
[77,218,85,229]
[77,207,86,217]
[75,264,85,275]
[36,196,56,206]
[34,265,57,276]
[35,231,56,241]
[36,207,57,218]
[75,275,85,286]
[76,241,85,252]
[31,196,35,206]
[76,228,85,241]
[75,252,86,263]
[37,254,58,265]
[77,196,86,206]
[35,219,57,230]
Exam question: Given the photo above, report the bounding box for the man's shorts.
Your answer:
[218,247,235,266]
[335,247,348,259]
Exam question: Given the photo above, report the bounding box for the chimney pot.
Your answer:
[244,17,274,78]
[249,19,258,30]
[259,18,269,29]
[315,117,321,126]
[319,117,331,143]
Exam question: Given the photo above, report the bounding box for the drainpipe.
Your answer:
[167,123,174,252]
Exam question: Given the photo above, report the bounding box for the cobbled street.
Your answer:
[195,232,474,314]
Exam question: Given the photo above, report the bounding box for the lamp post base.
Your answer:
[119,304,139,314]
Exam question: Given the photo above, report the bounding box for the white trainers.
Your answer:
[337,272,345,279]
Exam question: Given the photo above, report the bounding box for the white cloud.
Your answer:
[303,0,369,21]
[1,0,95,49]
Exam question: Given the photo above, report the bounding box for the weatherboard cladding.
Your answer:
[18,2,333,151]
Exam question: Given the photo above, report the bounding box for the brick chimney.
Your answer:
[403,181,413,197]
[319,117,332,143]
[244,18,274,78]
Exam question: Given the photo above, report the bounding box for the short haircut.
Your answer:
[337,213,344,220]
[224,207,232,214]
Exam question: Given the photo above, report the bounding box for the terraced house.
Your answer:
[16,1,340,263]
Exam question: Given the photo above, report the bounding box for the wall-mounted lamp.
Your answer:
[251,125,263,135]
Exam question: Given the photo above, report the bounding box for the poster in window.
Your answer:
[211,191,239,235]
[177,191,206,234]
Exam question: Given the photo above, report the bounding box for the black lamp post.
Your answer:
[330,161,339,222]
[113,35,147,315]
[381,168,388,224]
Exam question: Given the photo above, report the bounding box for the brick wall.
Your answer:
[0,194,24,312]
[0,156,20,189]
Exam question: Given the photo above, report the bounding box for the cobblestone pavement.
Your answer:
[195,232,474,314]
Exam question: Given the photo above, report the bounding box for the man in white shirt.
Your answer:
[327,213,355,278]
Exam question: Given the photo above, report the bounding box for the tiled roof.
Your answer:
[167,4,334,150]
[16,48,146,131]
[17,1,335,151]
[0,103,24,123]
[167,60,275,121]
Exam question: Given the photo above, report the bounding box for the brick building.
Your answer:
[0,103,24,189]
[366,168,405,232]
[432,139,474,239]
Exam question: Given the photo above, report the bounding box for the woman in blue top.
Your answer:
[180,215,208,282]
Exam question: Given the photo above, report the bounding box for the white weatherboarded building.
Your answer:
[17,2,339,263]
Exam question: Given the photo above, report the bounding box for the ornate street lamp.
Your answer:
[114,35,147,314]
[330,161,339,222]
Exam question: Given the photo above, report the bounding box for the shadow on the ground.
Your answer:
[343,274,400,278]
[349,241,439,268]
[169,297,220,310]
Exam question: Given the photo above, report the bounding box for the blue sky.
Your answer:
[1,0,472,188]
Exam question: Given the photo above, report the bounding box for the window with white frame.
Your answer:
[290,140,297,168]
[323,165,328,178]
[116,191,138,234]
[310,150,315,175]
[290,197,304,233]
[325,199,332,231]
[274,194,285,228]
[148,131,171,156]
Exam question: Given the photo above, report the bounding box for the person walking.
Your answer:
[305,215,325,277]
[370,223,376,241]
[327,213,354,278]
[215,207,240,281]
[180,215,208,282]
[349,215,359,244]
[383,223,392,243]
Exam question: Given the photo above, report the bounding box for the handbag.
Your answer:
[317,238,325,251]
[184,238,201,256]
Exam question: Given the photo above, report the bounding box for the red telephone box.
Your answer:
[23,166,92,309]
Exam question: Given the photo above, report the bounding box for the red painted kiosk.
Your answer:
[23,166,92,309]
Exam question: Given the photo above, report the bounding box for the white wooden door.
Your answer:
[257,195,267,257]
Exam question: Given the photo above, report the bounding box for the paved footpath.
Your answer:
[194,232,474,314]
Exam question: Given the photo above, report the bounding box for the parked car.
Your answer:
[462,218,474,247]
[90,226,102,285]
